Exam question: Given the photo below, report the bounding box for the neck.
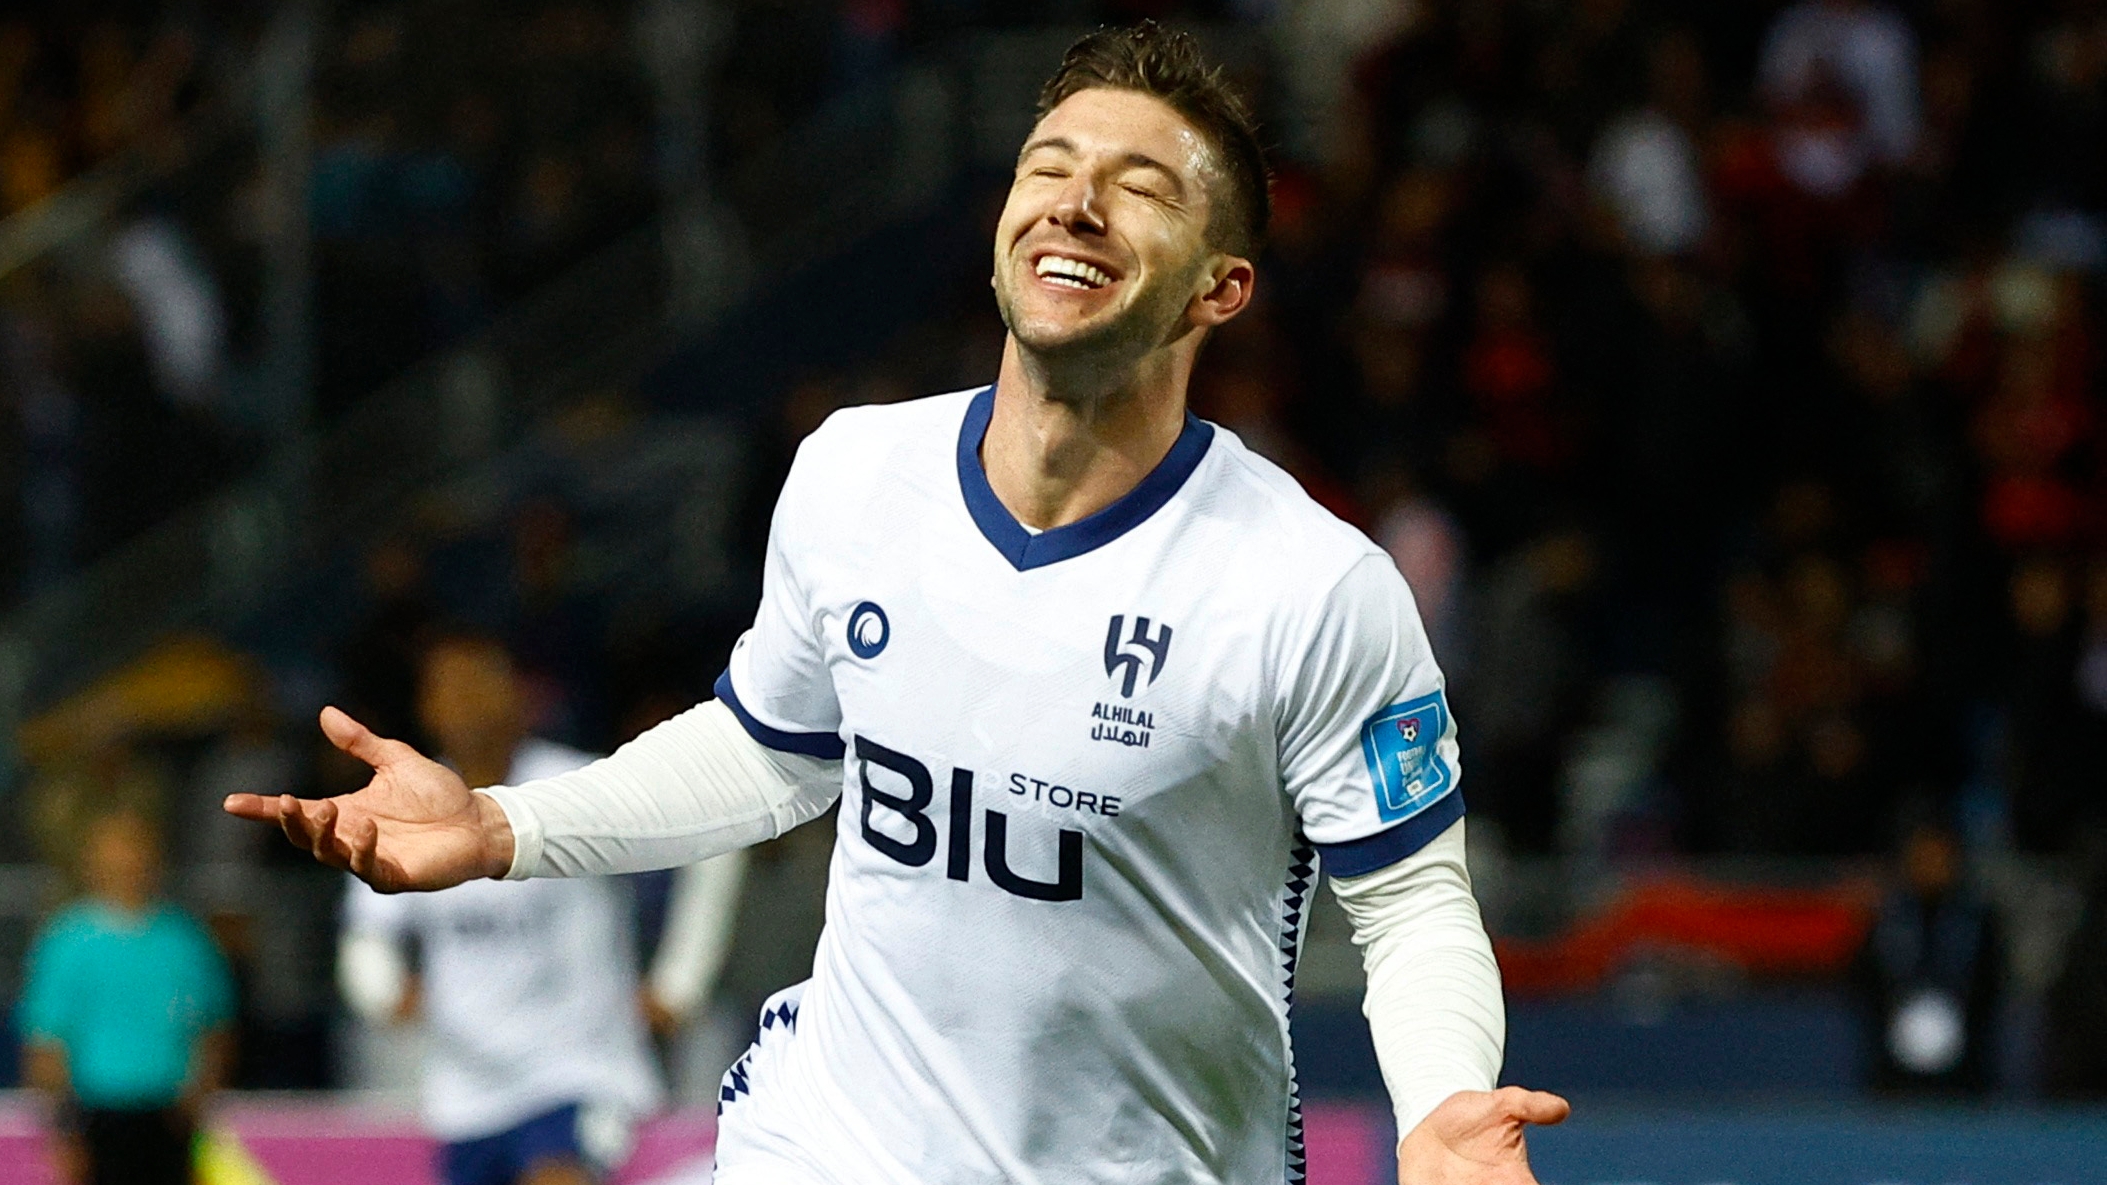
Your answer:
[97,891,150,916]
[984,336,1193,530]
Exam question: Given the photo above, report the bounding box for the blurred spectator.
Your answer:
[1369,464,1467,665]
[1587,28,1709,257]
[337,631,742,1184]
[2000,555,2091,851]
[1462,527,1600,852]
[20,809,235,1185]
[107,213,226,413]
[2044,828,2107,1097]
[1758,0,1920,197]
[1854,813,2002,1094]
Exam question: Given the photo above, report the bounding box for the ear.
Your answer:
[1189,254,1256,329]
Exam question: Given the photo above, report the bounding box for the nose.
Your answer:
[1048,172,1107,237]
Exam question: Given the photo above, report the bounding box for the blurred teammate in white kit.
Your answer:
[336,633,744,1185]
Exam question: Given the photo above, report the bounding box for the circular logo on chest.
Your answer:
[847,601,890,659]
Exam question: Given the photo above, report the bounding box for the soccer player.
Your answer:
[336,632,747,1185]
[230,22,1569,1184]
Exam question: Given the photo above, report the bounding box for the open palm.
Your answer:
[222,707,510,892]
[1398,1087,1571,1185]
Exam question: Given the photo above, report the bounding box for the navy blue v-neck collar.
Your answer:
[956,385,1215,572]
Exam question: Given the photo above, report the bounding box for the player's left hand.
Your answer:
[1396,1086,1570,1184]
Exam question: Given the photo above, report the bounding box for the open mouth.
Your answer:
[1034,253,1117,291]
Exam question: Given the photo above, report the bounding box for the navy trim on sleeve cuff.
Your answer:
[714,670,847,760]
[1315,790,1466,878]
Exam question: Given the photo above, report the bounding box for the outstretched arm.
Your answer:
[1330,819,1569,1183]
[226,700,840,891]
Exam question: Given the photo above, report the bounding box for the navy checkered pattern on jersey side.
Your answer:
[718,998,802,1109]
[1279,841,1316,1185]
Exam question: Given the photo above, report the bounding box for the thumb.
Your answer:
[1495,1087,1571,1127]
[320,706,411,770]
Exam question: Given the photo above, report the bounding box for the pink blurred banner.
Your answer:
[0,1096,725,1185]
[0,1095,1390,1185]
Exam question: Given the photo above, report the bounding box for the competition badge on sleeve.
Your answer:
[1359,690,1453,823]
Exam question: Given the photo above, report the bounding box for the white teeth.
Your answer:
[1035,255,1113,288]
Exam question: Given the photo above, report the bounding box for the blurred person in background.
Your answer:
[1463,526,1601,852]
[338,630,743,1185]
[1854,810,2002,1095]
[2044,826,2107,1097]
[1758,0,1921,200]
[19,809,235,1185]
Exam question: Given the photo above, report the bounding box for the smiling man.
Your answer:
[228,22,1566,1185]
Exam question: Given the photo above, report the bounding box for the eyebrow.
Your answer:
[1018,137,1187,195]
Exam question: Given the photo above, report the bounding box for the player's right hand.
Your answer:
[222,706,515,892]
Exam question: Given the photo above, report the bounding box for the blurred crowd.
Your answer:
[1072,0,2073,869]
[0,1,670,605]
[1185,0,2107,867]
[0,8,252,599]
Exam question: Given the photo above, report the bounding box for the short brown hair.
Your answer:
[1036,21,1270,257]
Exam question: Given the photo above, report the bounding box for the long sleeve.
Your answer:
[480,699,842,879]
[1329,818,1506,1134]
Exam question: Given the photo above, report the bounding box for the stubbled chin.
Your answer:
[1003,289,1102,338]
[1010,318,1098,352]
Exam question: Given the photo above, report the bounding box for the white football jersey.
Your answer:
[712,387,1462,1185]
[342,739,665,1141]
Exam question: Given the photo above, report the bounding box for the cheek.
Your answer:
[1137,227,1207,295]
[995,189,1042,244]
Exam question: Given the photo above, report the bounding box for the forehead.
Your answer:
[1027,87,1220,184]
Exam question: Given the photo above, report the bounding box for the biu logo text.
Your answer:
[847,601,889,659]
[1103,615,1172,698]
[854,736,1083,902]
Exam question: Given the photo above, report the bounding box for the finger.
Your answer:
[1495,1086,1572,1126]
[277,794,319,851]
[222,793,286,822]
[343,811,381,884]
[308,799,354,873]
[319,706,414,770]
